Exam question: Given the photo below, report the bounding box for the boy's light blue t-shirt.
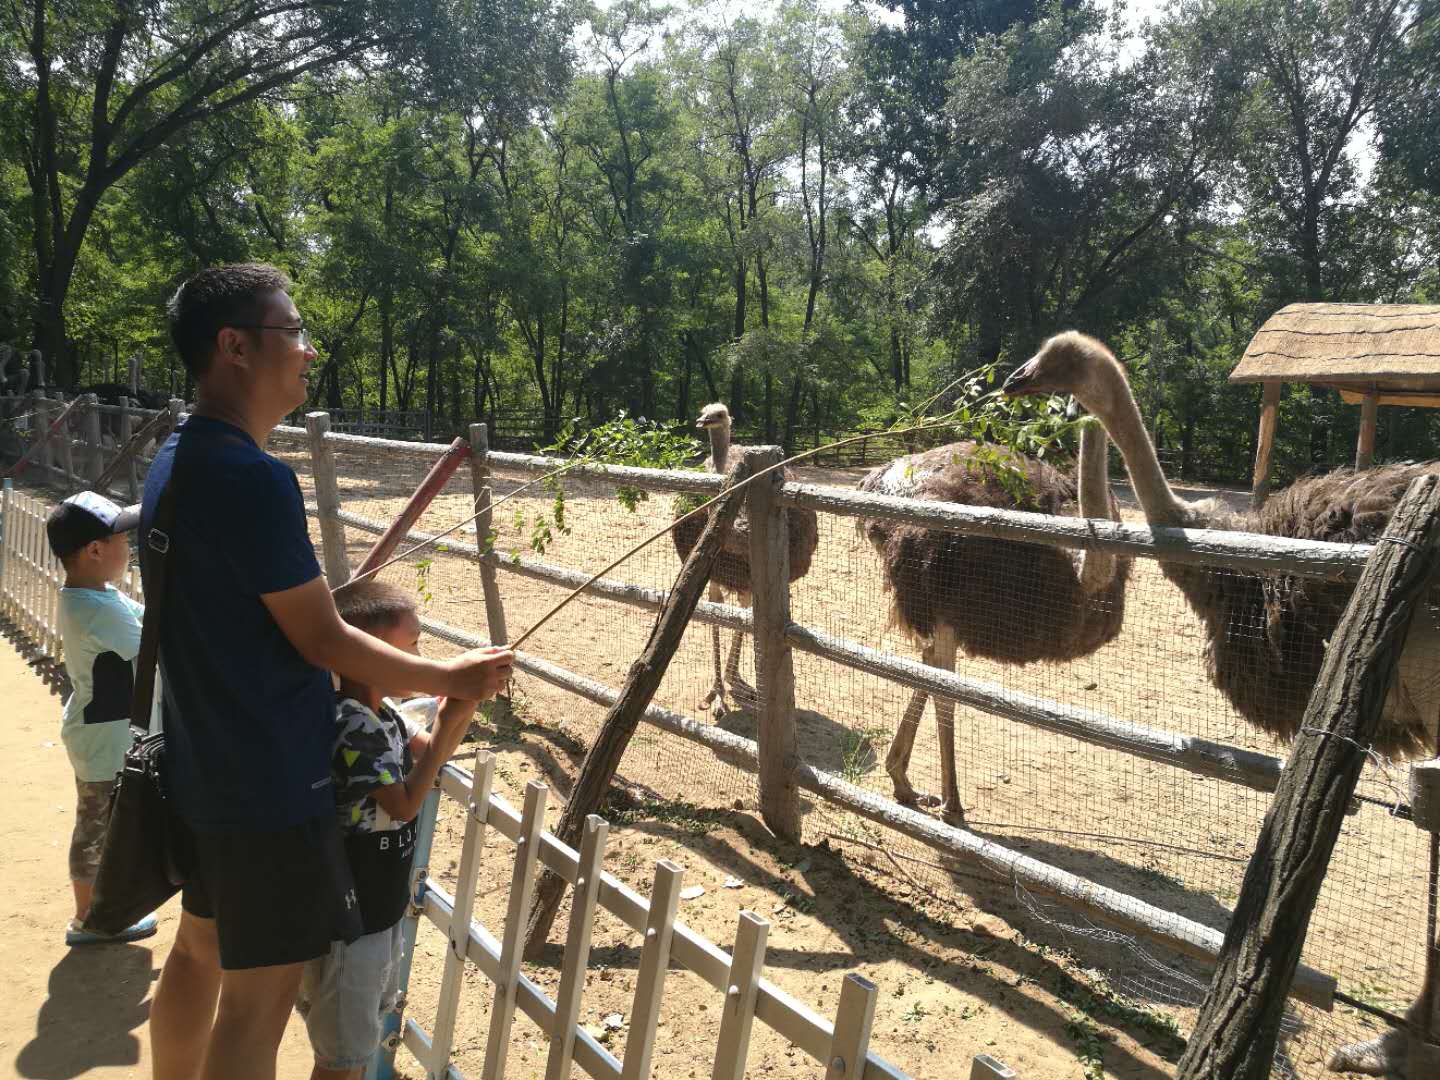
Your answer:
[59,585,145,782]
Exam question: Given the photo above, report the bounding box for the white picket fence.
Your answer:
[379,751,912,1080]
[0,481,145,662]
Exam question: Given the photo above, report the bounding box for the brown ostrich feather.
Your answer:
[670,484,819,597]
[857,441,1131,664]
[1165,461,1440,759]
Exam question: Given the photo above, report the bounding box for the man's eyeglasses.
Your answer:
[229,323,312,349]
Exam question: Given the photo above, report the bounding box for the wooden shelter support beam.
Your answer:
[1251,382,1280,509]
[1357,390,1379,469]
[1176,475,1440,1079]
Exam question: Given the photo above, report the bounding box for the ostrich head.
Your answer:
[696,402,733,471]
[695,402,731,432]
[1003,330,1229,530]
[1001,331,1125,417]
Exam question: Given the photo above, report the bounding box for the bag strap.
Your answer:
[132,465,179,730]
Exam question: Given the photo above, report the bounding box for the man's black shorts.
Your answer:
[181,813,362,970]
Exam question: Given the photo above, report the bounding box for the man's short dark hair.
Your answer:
[333,578,418,636]
[166,263,291,377]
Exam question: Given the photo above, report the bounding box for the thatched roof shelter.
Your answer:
[1229,303,1440,504]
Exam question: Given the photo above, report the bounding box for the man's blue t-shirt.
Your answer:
[142,415,334,830]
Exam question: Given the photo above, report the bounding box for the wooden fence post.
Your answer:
[306,411,352,587]
[746,445,802,842]
[57,395,78,484]
[118,400,138,500]
[469,422,511,724]
[824,974,877,1080]
[523,451,757,959]
[82,392,103,483]
[1176,474,1440,1079]
[32,395,52,477]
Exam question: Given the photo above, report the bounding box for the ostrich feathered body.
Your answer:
[857,442,1131,664]
[1166,461,1440,759]
[670,442,818,596]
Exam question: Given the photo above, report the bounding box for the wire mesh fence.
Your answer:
[264,419,1440,1078]
[2,411,1434,1076]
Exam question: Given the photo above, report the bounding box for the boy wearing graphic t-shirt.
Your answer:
[297,578,477,1079]
[46,491,158,946]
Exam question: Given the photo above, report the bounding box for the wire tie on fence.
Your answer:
[1299,725,1410,812]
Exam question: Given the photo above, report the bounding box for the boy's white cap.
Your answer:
[46,491,141,558]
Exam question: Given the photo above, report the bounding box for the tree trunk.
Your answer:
[782,373,804,456]
[676,333,693,421]
[733,260,747,341]
[1176,476,1440,1079]
[379,287,392,412]
[763,371,775,443]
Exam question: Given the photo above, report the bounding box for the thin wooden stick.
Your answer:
[510,418,961,648]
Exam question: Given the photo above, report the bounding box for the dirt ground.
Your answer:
[0,619,1186,1080]
[4,435,1429,1079]
[0,632,316,1079]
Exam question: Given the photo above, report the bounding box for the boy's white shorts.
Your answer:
[297,922,404,1069]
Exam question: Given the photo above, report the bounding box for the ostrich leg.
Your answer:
[701,581,728,712]
[885,679,932,808]
[931,624,965,825]
[724,622,758,708]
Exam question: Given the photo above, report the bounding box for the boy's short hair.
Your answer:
[167,263,291,378]
[333,578,417,636]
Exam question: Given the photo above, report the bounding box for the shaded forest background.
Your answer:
[2,0,1438,485]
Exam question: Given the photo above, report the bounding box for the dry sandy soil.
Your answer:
[0,634,317,1079]
[4,432,1431,1079]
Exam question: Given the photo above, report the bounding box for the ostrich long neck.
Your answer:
[1082,365,1192,528]
[1075,418,1118,592]
[709,421,731,473]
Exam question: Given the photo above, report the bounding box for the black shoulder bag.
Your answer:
[84,475,187,934]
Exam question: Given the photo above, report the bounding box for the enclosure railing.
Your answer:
[1,391,183,504]
[5,409,1433,1068]
[379,748,910,1080]
[283,415,1425,1018]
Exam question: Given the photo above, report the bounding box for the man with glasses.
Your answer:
[145,264,512,1080]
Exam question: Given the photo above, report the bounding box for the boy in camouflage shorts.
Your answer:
[297,579,480,1079]
[47,491,159,946]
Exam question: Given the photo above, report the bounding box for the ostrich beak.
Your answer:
[1003,355,1042,396]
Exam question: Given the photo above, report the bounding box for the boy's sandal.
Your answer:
[65,913,159,946]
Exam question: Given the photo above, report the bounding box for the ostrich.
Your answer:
[1003,331,1440,757]
[1004,331,1440,1077]
[672,403,819,713]
[857,410,1131,824]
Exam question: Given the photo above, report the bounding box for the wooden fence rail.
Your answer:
[280,414,1440,1025]
[1,391,180,503]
